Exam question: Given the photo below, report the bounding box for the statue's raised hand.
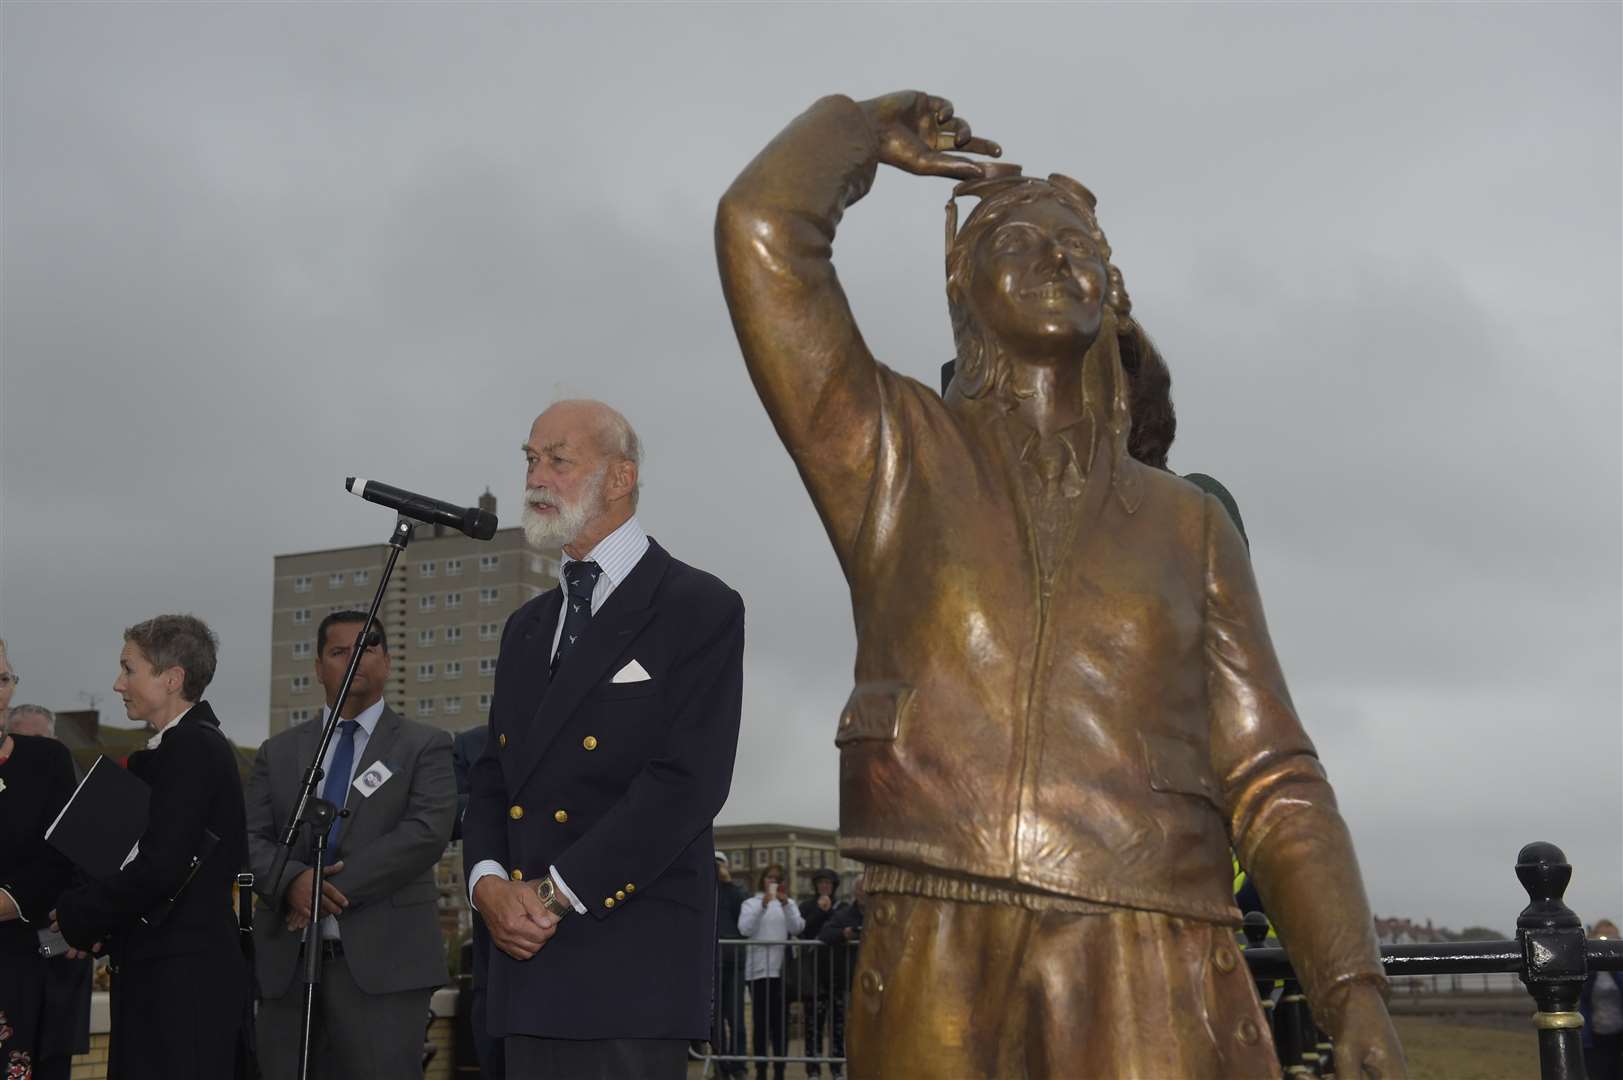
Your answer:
[857,91,1017,181]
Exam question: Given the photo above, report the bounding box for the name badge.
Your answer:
[353,762,393,797]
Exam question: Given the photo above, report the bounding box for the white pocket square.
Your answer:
[612,659,652,684]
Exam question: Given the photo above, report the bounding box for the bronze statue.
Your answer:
[717,91,1404,1078]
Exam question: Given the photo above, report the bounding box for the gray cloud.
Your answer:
[3,3,1617,931]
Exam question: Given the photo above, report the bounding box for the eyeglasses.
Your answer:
[0,674,17,686]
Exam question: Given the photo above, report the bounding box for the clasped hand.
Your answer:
[473,876,559,961]
[284,861,349,932]
[46,909,103,961]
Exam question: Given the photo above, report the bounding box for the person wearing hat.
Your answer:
[713,852,747,1077]
[798,868,848,1078]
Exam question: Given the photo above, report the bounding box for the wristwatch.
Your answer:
[534,874,572,918]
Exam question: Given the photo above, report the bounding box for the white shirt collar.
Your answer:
[560,515,649,590]
[320,695,387,736]
[146,703,194,750]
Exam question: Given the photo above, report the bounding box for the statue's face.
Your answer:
[967,198,1107,362]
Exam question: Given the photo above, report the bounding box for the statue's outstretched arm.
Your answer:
[1203,495,1406,1078]
[716,92,1004,561]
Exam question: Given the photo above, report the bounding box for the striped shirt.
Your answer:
[550,515,650,660]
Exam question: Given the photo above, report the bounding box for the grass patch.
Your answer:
[1394,1014,1539,1080]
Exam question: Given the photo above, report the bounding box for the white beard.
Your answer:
[521,465,607,550]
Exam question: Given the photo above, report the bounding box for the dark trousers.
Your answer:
[717,957,747,1075]
[109,948,246,1080]
[749,977,786,1080]
[256,946,434,1080]
[804,985,846,1076]
[503,1035,686,1080]
[469,913,505,1078]
[1587,1032,1623,1080]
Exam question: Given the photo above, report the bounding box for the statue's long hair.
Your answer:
[945,175,1175,470]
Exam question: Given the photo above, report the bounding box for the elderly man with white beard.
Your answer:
[462,399,746,1080]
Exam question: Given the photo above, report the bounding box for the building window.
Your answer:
[419,595,436,612]
[327,572,345,589]
[292,641,312,659]
[478,657,497,676]
[292,608,311,625]
[479,555,500,572]
[478,693,493,711]
[445,626,463,644]
[444,696,463,715]
[445,592,463,609]
[353,569,370,586]
[731,851,746,869]
[478,587,500,605]
[290,708,312,724]
[755,849,770,868]
[293,575,312,593]
[444,660,463,678]
[291,675,312,693]
[529,555,559,576]
[417,698,436,715]
[417,629,436,647]
[420,561,437,578]
[478,622,500,641]
[417,663,435,682]
[772,848,786,866]
[445,558,463,577]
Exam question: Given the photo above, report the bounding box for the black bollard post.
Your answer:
[1275,976,1314,1076]
[1515,842,1589,1080]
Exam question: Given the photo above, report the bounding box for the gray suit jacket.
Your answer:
[246,707,456,998]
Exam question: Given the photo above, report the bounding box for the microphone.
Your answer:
[345,478,498,541]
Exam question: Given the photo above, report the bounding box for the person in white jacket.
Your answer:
[737,864,805,1080]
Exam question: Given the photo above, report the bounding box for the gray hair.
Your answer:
[124,613,219,703]
[554,399,644,508]
[6,703,54,737]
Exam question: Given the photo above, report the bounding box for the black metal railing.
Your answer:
[1243,842,1623,1080]
[701,936,859,1078]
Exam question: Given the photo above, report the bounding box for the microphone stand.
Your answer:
[264,516,413,1080]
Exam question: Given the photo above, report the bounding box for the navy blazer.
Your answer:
[463,537,745,1040]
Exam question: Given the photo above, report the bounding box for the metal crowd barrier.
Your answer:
[698,936,860,1078]
[1243,842,1623,1080]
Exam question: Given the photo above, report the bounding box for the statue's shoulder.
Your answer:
[1176,471,1249,547]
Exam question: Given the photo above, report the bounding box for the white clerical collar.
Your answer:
[320,696,387,736]
[146,703,194,750]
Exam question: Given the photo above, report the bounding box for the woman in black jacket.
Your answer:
[52,615,248,1080]
[0,727,80,1079]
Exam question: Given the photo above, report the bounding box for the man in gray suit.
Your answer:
[247,611,457,1079]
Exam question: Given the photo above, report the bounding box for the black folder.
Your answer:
[45,754,150,879]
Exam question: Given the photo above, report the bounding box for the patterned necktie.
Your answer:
[552,560,603,673]
[320,719,359,865]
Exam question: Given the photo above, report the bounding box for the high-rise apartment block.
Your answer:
[269,491,558,737]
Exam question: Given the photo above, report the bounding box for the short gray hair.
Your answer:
[6,703,54,737]
[124,613,219,703]
[554,398,644,508]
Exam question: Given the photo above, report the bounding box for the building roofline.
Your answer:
[274,526,529,562]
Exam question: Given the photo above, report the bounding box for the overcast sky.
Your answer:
[2,3,1618,932]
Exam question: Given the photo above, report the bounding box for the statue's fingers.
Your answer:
[928,96,955,124]
[932,117,971,150]
[959,136,1002,158]
[912,151,987,181]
